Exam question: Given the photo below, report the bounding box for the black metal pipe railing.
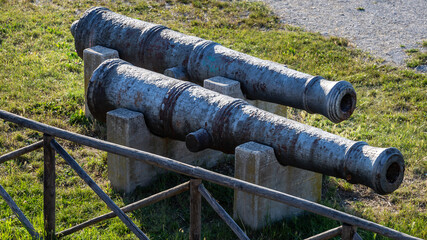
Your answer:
[49,139,148,240]
[0,110,421,240]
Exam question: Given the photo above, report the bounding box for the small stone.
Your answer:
[415,65,427,73]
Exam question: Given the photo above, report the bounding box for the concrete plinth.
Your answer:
[204,76,245,99]
[233,142,322,230]
[107,108,224,193]
[164,66,188,81]
[203,77,286,117]
[106,109,157,193]
[204,77,321,229]
[83,46,119,117]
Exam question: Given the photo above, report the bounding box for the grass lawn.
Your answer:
[0,0,425,239]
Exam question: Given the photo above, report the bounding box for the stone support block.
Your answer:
[204,76,321,228]
[164,66,188,81]
[233,142,322,229]
[203,77,286,117]
[84,46,119,117]
[107,108,224,193]
[203,76,245,99]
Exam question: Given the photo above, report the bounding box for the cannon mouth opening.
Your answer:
[373,148,404,194]
[325,80,356,123]
[340,93,353,113]
[386,162,401,184]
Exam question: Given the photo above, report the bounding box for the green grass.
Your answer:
[405,41,427,68]
[406,51,427,68]
[0,0,426,239]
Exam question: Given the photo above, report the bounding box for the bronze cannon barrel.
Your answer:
[72,7,356,123]
[87,59,404,194]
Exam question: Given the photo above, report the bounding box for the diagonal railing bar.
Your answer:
[0,140,43,164]
[304,226,342,240]
[0,184,42,239]
[354,232,363,240]
[49,139,149,240]
[198,184,249,240]
[0,110,421,240]
[56,181,190,238]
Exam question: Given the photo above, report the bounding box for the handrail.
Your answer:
[0,110,422,240]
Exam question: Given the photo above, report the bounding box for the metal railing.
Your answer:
[0,110,421,240]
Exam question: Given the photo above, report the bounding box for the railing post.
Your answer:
[43,134,55,239]
[342,223,357,240]
[190,179,202,240]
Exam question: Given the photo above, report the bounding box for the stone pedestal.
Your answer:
[204,76,245,99]
[106,109,157,193]
[203,77,286,117]
[164,66,188,81]
[203,76,321,229]
[83,46,119,117]
[233,142,322,229]
[106,108,224,193]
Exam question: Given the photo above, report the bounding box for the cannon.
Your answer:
[72,7,357,123]
[87,59,404,194]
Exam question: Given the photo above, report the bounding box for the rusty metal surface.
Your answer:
[87,59,404,194]
[72,7,356,123]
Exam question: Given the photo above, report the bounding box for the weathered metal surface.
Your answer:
[72,7,356,123]
[87,59,404,194]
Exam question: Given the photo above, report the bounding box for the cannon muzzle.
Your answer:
[72,7,357,123]
[87,59,404,194]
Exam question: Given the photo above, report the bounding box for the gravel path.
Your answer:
[261,0,426,67]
